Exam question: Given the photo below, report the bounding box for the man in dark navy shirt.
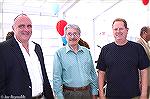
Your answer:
[96,18,149,99]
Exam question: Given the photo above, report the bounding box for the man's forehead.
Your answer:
[113,21,124,26]
[14,14,27,21]
[14,15,32,24]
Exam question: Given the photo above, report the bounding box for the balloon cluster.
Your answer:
[56,20,68,45]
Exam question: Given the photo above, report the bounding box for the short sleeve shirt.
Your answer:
[96,41,150,98]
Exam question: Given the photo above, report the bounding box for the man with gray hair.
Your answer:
[53,24,98,99]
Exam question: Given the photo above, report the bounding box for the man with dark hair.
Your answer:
[137,26,150,98]
[78,38,90,49]
[6,31,14,40]
[138,26,150,59]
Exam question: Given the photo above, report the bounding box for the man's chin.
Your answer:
[69,43,77,46]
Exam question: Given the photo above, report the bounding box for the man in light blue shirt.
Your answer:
[53,24,98,99]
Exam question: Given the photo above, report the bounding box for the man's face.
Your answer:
[65,28,80,47]
[13,15,32,43]
[146,28,150,41]
[112,21,128,42]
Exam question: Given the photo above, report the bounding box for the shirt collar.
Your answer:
[14,36,35,53]
[65,44,84,53]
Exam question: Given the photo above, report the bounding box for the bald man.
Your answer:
[0,14,54,99]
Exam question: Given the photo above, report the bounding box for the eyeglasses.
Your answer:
[66,32,80,37]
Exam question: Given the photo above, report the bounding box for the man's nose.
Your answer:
[71,35,75,39]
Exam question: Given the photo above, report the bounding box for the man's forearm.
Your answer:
[98,70,105,96]
[140,68,148,96]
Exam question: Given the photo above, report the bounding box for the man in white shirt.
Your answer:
[0,14,54,99]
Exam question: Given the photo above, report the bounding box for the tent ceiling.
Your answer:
[64,0,148,19]
[1,0,70,15]
[1,0,149,19]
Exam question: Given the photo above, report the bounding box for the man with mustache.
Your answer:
[53,24,98,99]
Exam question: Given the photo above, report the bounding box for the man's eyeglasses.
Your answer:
[67,32,80,37]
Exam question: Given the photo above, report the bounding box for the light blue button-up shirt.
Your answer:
[53,44,98,98]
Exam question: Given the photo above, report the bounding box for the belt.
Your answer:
[63,85,90,91]
[32,92,43,99]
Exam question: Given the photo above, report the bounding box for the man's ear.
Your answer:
[142,31,147,36]
[12,26,14,30]
[144,31,147,34]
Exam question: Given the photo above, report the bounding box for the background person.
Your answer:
[137,26,150,98]
[5,31,14,40]
[78,38,90,49]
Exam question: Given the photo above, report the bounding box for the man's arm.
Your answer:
[0,48,6,95]
[98,70,106,99]
[140,68,148,98]
[53,52,64,99]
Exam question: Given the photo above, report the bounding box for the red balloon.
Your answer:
[142,0,149,5]
[56,20,67,36]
